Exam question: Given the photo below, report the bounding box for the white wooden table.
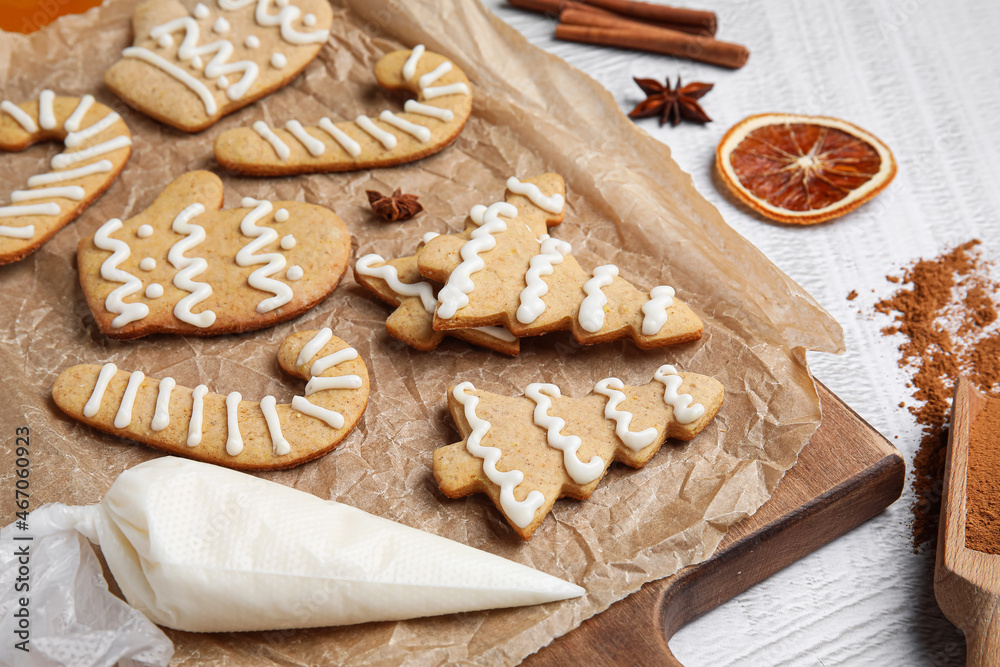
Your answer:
[484,0,1000,663]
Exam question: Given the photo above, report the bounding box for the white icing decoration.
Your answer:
[139,257,156,271]
[191,56,204,69]
[151,377,175,431]
[0,203,60,219]
[525,383,604,485]
[296,327,332,367]
[517,236,571,324]
[149,17,260,101]
[303,12,316,26]
[401,44,424,81]
[83,363,118,418]
[418,62,452,89]
[93,218,150,327]
[158,33,174,48]
[579,265,619,333]
[421,83,469,100]
[254,0,330,45]
[270,52,287,68]
[167,203,216,328]
[187,384,208,446]
[291,395,343,428]
[305,375,363,394]
[286,265,303,281]
[260,395,290,455]
[236,200,294,313]
[469,204,486,225]
[404,99,454,122]
[653,365,706,425]
[356,254,436,313]
[63,95,94,132]
[194,3,210,18]
[641,285,675,336]
[280,234,295,249]
[37,90,56,130]
[318,117,361,157]
[213,16,230,33]
[310,347,358,377]
[285,119,324,155]
[253,120,290,160]
[217,75,230,89]
[274,208,289,222]
[226,391,243,455]
[594,377,657,452]
[379,110,431,142]
[506,176,565,214]
[122,46,219,116]
[51,135,131,170]
[452,382,545,529]
[0,223,36,239]
[28,160,112,187]
[436,202,517,319]
[65,112,121,148]
[145,283,164,298]
[1,101,37,133]
[421,231,439,244]
[137,224,153,238]
[355,115,397,150]
[245,34,260,48]
[114,371,145,429]
[11,186,84,202]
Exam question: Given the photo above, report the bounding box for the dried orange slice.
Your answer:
[716,113,896,225]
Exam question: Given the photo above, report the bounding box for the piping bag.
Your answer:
[3,457,585,638]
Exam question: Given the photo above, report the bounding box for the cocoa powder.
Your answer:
[967,395,1000,554]
[873,240,1000,550]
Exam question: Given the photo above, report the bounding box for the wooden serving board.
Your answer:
[526,381,905,666]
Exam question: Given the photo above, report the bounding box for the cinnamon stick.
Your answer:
[580,0,717,35]
[555,21,748,69]
[508,0,713,36]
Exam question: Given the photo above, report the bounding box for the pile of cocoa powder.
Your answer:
[873,240,1000,549]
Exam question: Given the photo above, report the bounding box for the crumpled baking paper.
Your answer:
[0,0,843,664]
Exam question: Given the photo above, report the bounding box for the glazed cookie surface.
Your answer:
[0,91,131,265]
[53,329,368,470]
[77,170,350,338]
[214,46,472,175]
[105,0,332,132]
[434,366,724,539]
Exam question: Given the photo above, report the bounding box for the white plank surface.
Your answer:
[482,0,1000,663]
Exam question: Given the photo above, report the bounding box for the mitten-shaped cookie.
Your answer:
[216,46,472,175]
[53,329,367,470]
[434,365,724,539]
[0,91,131,265]
[77,170,350,338]
[105,0,332,132]
[418,174,703,349]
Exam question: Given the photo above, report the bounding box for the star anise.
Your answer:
[628,76,713,127]
[366,188,424,222]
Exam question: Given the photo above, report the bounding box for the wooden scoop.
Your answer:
[934,377,1000,665]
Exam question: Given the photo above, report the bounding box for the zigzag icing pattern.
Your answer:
[236,198,293,313]
[93,218,150,328]
[167,203,216,328]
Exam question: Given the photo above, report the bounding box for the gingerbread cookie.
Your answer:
[105,0,332,132]
[434,365,724,539]
[0,91,131,265]
[354,235,519,356]
[214,46,472,175]
[417,174,703,349]
[53,329,368,470]
[77,170,350,339]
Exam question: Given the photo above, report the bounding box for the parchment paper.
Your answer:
[0,0,844,663]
